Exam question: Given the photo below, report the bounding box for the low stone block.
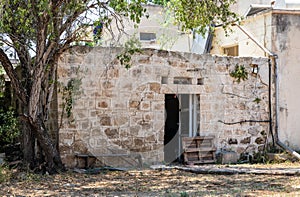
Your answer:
[219,151,238,164]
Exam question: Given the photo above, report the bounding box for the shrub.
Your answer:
[0,108,20,147]
[0,165,11,183]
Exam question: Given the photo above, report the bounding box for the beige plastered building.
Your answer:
[211,1,300,150]
[83,5,196,53]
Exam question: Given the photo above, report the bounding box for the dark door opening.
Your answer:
[164,94,179,163]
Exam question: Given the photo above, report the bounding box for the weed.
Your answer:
[253,97,261,104]
[0,165,11,183]
[180,191,189,197]
[230,64,248,83]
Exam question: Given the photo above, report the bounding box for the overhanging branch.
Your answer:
[0,48,28,104]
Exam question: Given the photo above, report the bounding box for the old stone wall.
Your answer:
[57,46,270,168]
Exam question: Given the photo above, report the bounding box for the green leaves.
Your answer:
[62,78,82,119]
[0,108,19,144]
[117,36,142,69]
[148,0,169,6]
[166,0,240,36]
[230,64,248,83]
[109,0,148,24]
[0,1,35,36]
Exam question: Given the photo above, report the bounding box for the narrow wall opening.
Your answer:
[164,94,199,163]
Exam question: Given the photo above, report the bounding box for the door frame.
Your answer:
[178,94,198,159]
[164,94,199,162]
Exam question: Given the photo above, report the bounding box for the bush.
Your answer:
[0,108,20,149]
[0,165,11,183]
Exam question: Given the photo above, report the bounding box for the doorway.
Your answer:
[164,94,179,163]
[164,94,199,163]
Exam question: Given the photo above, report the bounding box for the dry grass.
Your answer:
[232,161,300,169]
[1,164,300,196]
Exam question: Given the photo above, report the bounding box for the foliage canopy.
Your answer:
[148,0,239,36]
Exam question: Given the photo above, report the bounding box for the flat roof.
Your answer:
[245,4,300,17]
[244,4,272,17]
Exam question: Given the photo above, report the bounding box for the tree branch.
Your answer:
[218,120,270,125]
[0,48,28,104]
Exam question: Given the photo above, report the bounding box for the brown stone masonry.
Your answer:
[57,47,270,168]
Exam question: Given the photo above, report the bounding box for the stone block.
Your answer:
[154,121,164,132]
[129,125,141,136]
[107,68,119,78]
[228,138,238,145]
[97,101,109,108]
[112,100,126,109]
[145,92,155,99]
[266,153,289,162]
[129,100,140,109]
[91,128,101,136]
[145,134,156,143]
[236,147,245,154]
[223,130,233,137]
[143,112,154,122]
[219,151,238,164]
[140,101,151,111]
[104,128,119,139]
[114,115,129,126]
[248,127,259,136]
[61,154,76,168]
[137,120,151,129]
[99,116,111,126]
[255,137,266,144]
[138,56,150,64]
[73,140,88,153]
[216,64,227,73]
[152,101,164,110]
[240,136,251,144]
[76,110,89,119]
[131,68,142,77]
[134,138,144,147]
[80,120,90,129]
[102,81,114,89]
[234,130,246,136]
[149,83,161,93]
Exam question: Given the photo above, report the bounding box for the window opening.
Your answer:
[161,76,168,84]
[174,77,192,84]
[223,45,239,56]
[140,32,156,42]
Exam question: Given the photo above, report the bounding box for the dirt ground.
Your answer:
[1,163,300,197]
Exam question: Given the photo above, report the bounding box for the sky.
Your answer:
[285,0,300,3]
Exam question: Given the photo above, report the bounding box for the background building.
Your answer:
[210,0,300,150]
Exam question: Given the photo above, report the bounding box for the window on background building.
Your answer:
[223,45,239,56]
[140,32,156,42]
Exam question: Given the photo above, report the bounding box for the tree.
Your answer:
[147,0,168,5]
[0,0,147,174]
[0,0,238,174]
[160,0,239,36]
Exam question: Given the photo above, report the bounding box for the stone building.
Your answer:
[57,46,271,168]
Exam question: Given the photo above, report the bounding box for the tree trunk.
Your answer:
[21,120,35,169]
[30,116,64,174]
[0,44,64,174]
